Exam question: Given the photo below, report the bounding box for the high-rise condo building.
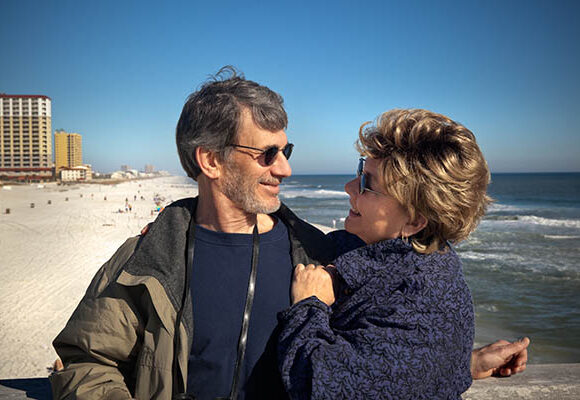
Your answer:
[0,94,52,181]
[54,130,82,172]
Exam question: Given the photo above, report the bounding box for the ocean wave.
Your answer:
[543,235,580,240]
[483,214,580,228]
[459,251,527,264]
[487,203,523,212]
[280,189,349,199]
[280,183,317,189]
[484,215,520,221]
[476,304,499,313]
[519,215,580,228]
[461,251,580,279]
[459,251,488,261]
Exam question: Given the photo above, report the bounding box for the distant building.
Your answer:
[144,164,155,173]
[60,164,93,182]
[0,94,53,181]
[121,164,130,172]
[54,130,82,173]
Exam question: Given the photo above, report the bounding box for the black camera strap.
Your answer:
[228,224,259,400]
[173,209,260,400]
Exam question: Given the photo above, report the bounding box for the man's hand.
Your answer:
[140,223,152,236]
[52,358,64,372]
[471,337,530,379]
[291,264,335,306]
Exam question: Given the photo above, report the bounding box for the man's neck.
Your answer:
[195,191,275,234]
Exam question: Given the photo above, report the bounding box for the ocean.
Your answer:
[179,172,580,364]
[278,173,580,364]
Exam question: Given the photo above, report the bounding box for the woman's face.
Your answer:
[344,158,411,244]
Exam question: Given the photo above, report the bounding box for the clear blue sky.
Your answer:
[2,0,579,174]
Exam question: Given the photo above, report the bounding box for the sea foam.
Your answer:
[519,215,580,228]
[543,234,580,239]
[280,189,349,199]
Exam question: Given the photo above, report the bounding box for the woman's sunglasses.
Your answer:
[230,143,294,166]
[357,158,387,196]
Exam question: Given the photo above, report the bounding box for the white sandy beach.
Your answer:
[0,176,332,379]
[0,176,197,378]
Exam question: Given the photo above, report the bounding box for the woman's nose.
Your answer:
[345,177,358,198]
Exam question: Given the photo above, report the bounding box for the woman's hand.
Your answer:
[291,264,336,306]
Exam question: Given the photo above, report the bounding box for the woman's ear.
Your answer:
[196,147,222,179]
[402,213,428,237]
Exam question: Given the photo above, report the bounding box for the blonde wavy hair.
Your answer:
[357,109,492,254]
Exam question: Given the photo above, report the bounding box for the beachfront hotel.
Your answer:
[54,130,82,172]
[0,94,53,181]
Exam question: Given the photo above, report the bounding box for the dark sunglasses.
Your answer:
[230,143,294,165]
[357,158,387,196]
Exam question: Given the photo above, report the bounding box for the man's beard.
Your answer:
[221,161,281,215]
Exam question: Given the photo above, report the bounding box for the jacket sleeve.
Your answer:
[277,296,472,400]
[50,237,142,400]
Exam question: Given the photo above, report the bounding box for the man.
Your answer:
[50,67,528,400]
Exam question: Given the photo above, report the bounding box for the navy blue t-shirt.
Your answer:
[187,218,292,399]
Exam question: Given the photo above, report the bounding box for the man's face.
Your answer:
[220,109,292,214]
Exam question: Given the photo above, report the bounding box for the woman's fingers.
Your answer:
[291,264,336,306]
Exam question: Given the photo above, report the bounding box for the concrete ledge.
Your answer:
[1,364,579,399]
[464,363,580,399]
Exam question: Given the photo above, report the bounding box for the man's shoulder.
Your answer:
[274,203,336,265]
[274,203,326,239]
[116,197,196,306]
[160,197,196,216]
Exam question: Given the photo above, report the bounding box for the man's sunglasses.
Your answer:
[230,143,294,166]
[357,158,387,196]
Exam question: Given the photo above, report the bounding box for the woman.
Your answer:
[277,109,491,399]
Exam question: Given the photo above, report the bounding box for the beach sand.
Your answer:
[0,176,332,379]
[1,176,198,378]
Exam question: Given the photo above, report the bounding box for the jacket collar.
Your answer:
[123,197,335,314]
[274,202,336,266]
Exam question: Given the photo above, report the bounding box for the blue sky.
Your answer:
[2,0,579,174]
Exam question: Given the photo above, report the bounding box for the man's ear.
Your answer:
[402,213,428,237]
[196,147,222,179]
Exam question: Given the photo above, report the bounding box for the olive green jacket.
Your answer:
[50,198,335,400]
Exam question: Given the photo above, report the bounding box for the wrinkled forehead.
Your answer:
[237,108,288,147]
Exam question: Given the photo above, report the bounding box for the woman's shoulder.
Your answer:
[413,244,463,276]
[327,229,366,258]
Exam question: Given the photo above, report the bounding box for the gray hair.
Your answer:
[176,66,288,180]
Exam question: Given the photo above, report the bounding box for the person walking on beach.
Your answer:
[50,67,529,400]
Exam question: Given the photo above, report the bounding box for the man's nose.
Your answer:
[270,151,292,178]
